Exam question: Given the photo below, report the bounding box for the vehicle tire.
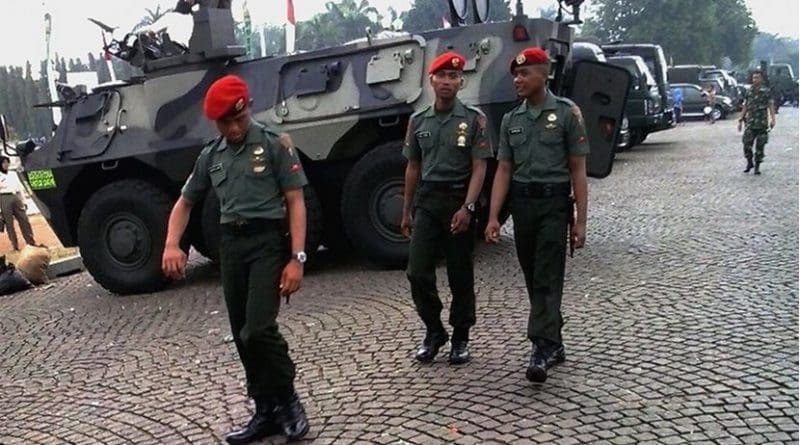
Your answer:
[639,131,648,143]
[77,179,171,294]
[341,141,408,267]
[188,196,214,260]
[302,185,324,265]
[711,106,723,121]
[200,191,221,263]
[200,185,323,265]
[475,160,511,238]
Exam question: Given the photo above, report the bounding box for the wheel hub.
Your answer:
[104,214,151,269]
[371,179,405,243]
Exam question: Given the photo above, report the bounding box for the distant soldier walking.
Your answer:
[738,70,776,175]
[401,51,492,365]
[485,48,589,383]
[162,75,309,444]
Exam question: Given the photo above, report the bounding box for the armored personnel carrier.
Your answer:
[1,0,628,294]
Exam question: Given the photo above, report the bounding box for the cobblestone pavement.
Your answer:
[1,110,798,445]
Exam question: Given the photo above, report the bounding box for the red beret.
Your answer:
[428,51,466,74]
[510,47,549,72]
[203,74,250,120]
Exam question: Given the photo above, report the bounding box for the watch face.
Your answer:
[296,252,307,263]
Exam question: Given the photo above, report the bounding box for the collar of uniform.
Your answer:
[517,91,557,121]
[215,120,260,153]
[423,99,467,119]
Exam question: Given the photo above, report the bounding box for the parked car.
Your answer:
[671,83,734,120]
[607,55,662,147]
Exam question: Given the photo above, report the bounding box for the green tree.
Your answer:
[580,0,757,66]
[751,32,799,74]
[295,0,384,51]
[401,0,511,33]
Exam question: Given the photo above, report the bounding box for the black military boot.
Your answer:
[525,339,566,384]
[225,397,281,445]
[743,158,753,173]
[415,329,448,363]
[274,391,310,442]
[754,162,761,175]
[448,329,470,365]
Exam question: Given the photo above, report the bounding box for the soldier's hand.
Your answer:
[737,120,743,132]
[450,208,470,235]
[484,218,501,244]
[162,244,188,280]
[400,213,412,238]
[280,261,303,298]
[770,118,776,129]
[571,222,586,250]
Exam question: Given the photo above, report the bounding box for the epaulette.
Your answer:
[554,96,578,108]
[410,106,430,120]
[464,104,486,116]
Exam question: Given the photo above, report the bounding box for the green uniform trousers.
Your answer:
[219,224,296,399]
[510,194,570,344]
[743,127,769,163]
[406,187,476,340]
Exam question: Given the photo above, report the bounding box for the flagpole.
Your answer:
[101,32,117,82]
[286,0,296,54]
[43,9,61,125]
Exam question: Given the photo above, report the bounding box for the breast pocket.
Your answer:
[539,126,564,145]
[416,131,435,151]
[508,127,528,147]
[209,167,227,187]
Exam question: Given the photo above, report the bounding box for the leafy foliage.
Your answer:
[580,0,757,67]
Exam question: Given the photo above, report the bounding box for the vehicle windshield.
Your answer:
[610,57,657,87]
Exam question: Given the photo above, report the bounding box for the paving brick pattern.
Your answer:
[1,111,798,444]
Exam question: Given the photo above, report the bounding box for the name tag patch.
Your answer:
[416,131,432,138]
[209,163,223,173]
[509,127,523,135]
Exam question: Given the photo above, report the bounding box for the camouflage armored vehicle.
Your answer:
[2,0,628,294]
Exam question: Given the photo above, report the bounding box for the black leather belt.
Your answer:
[221,218,283,236]
[420,180,468,191]
[511,181,571,198]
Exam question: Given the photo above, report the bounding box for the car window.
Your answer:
[684,87,702,100]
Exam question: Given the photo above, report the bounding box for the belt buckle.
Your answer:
[542,183,553,197]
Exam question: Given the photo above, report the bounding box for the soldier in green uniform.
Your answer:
[162,75,309,444]
[485,47,589,384]
[738,70,776,175]
[401,51,492,365]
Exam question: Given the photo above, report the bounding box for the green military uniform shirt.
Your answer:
[744,86,771,130]
[497,91,589,183]
[182,120,308,223]
[402,99,493,181]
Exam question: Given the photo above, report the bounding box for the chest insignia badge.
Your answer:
[253,165,266,173]
[547,113,557,122]
[457,121,469,147]
[252,145,264,156]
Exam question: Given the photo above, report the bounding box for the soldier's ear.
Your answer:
[459,77,465,89]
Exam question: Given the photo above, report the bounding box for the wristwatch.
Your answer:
[291,251,307,264]
[463,202,476,214]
